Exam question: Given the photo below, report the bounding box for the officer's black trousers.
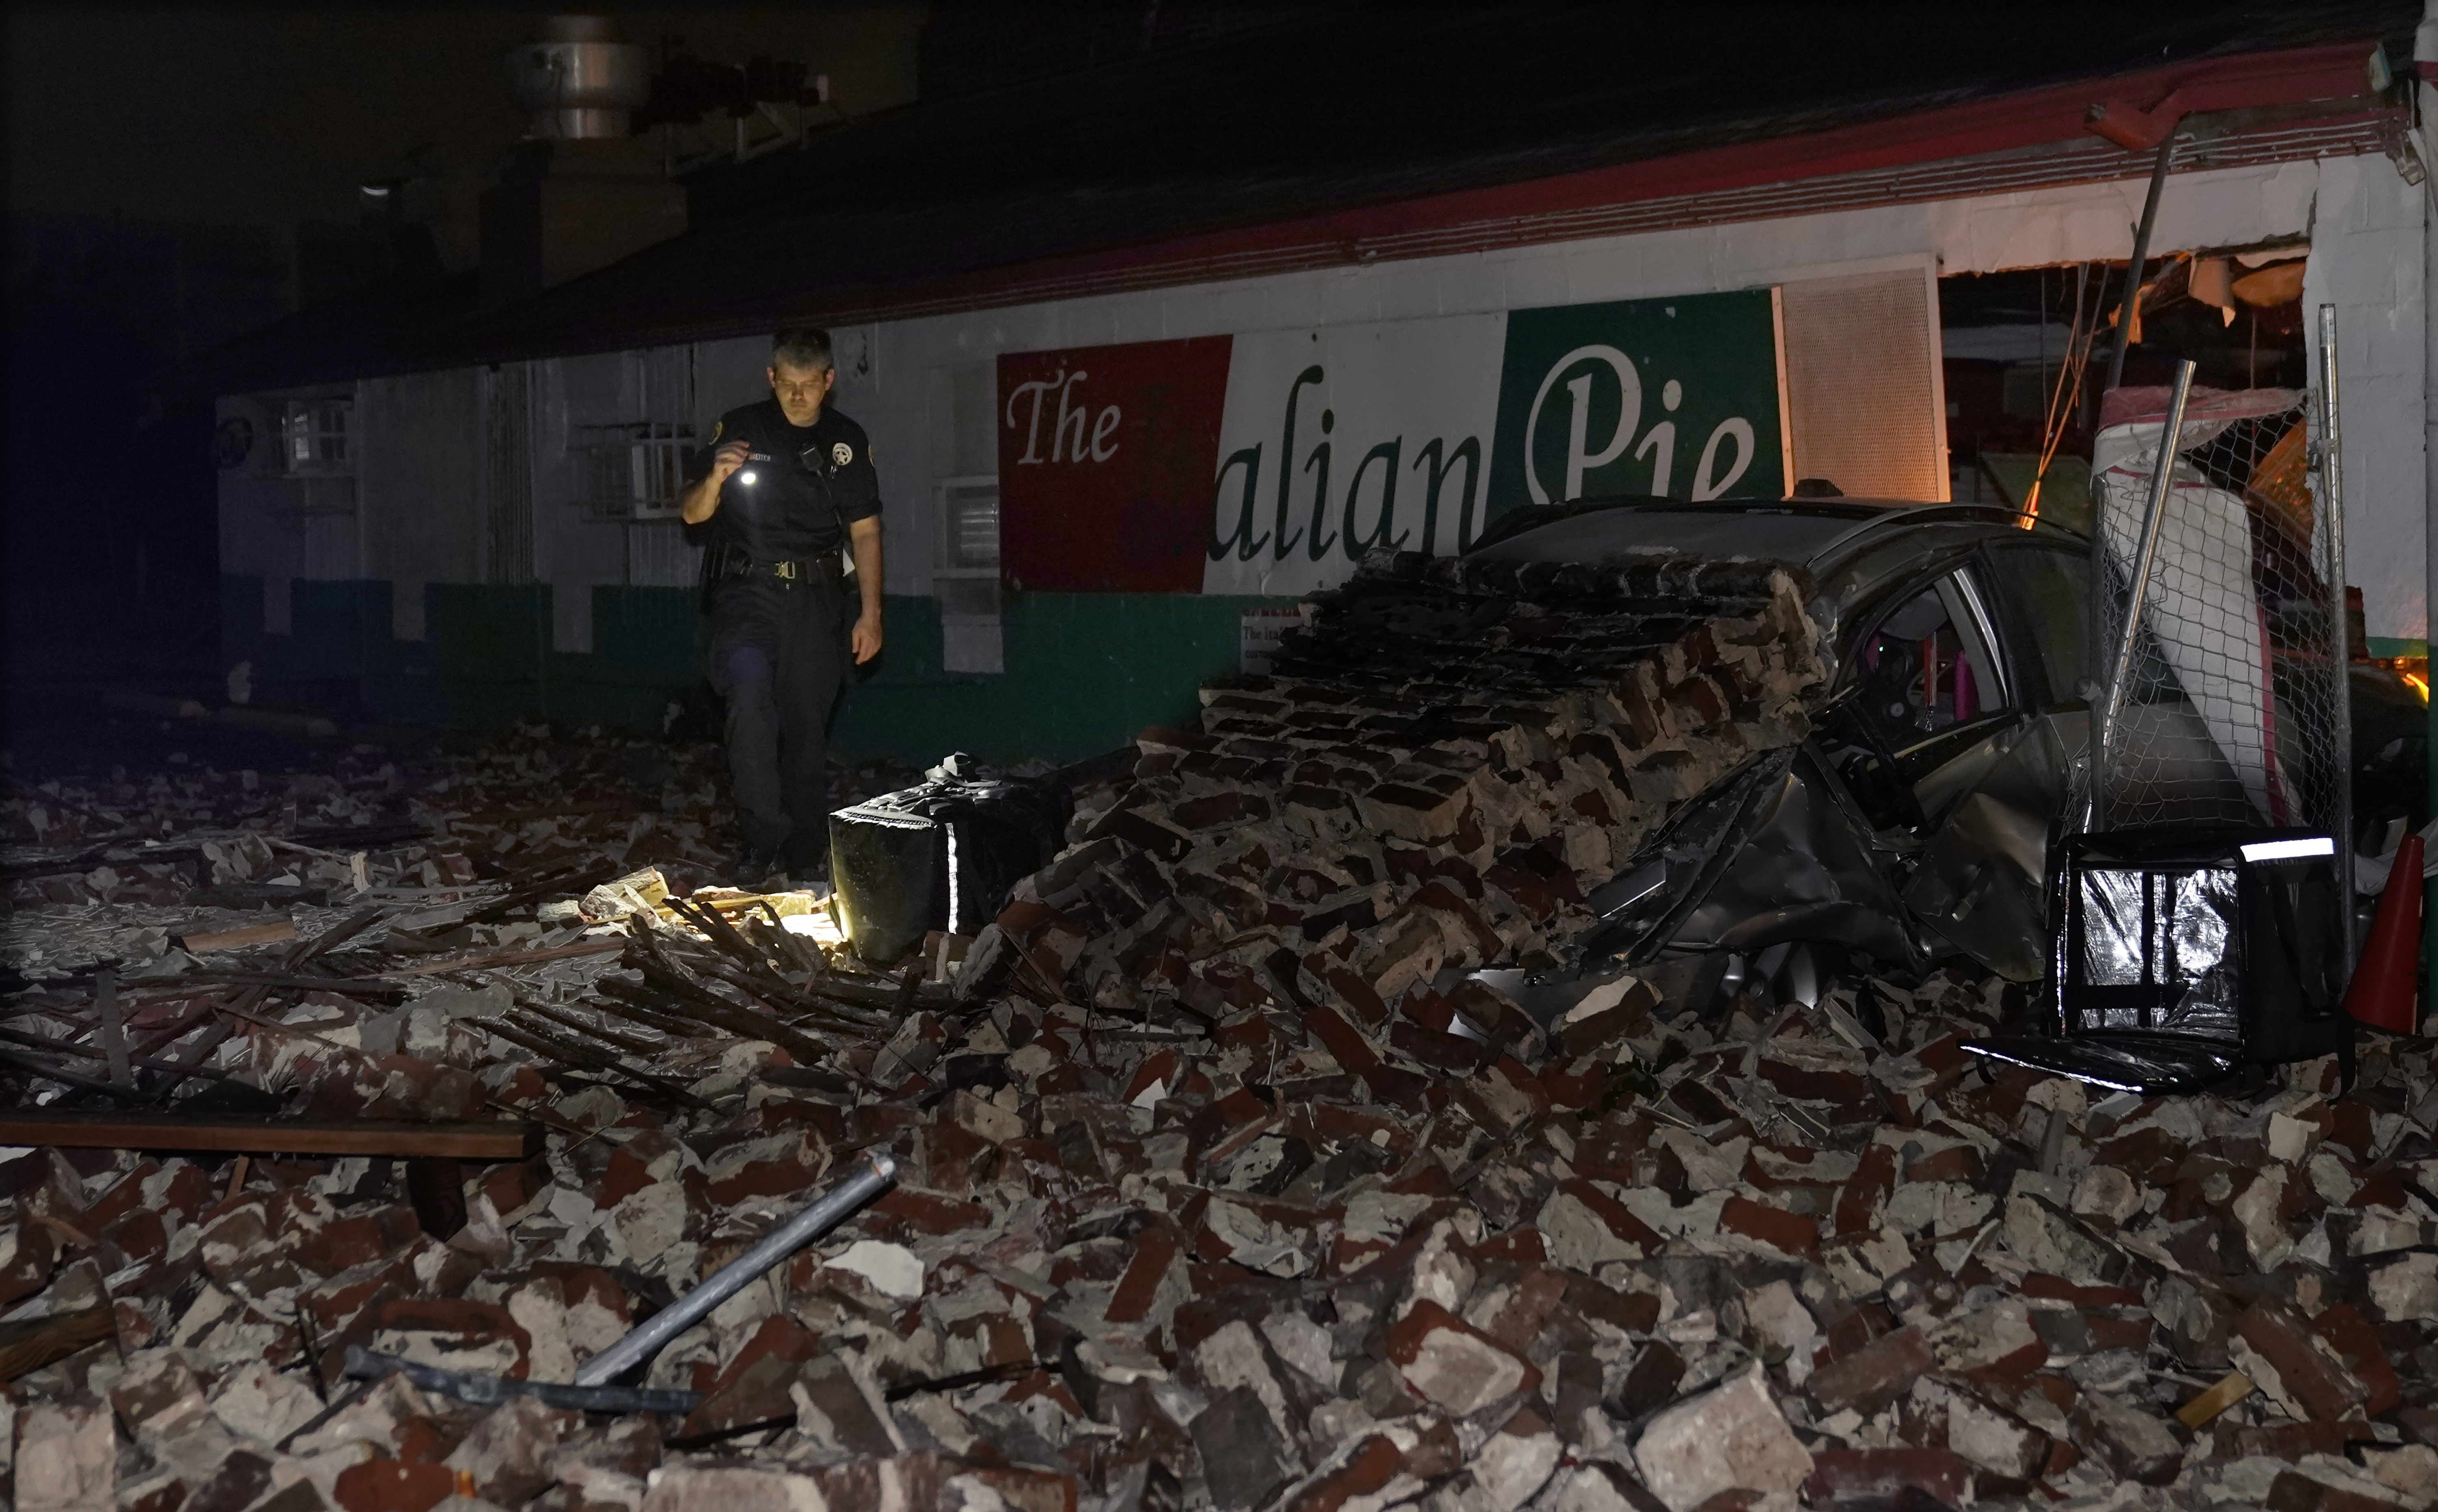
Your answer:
[706,576,849,870]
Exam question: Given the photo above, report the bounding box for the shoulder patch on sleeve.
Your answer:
[710,419,723,444]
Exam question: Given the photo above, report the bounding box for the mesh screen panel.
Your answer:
[2088,397,2347,840]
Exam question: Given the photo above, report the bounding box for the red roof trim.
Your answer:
[1310,42,2376,238]
[529,40,2356,349]
[248,41,2400,377]
[942,42,2377,297]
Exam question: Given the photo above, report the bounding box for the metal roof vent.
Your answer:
[507,15,651,140]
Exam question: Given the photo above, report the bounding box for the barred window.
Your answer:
[280,399,351,475]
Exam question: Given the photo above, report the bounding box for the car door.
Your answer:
[1892,541,2091,979]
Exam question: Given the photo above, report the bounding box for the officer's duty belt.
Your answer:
[712,545,844,583]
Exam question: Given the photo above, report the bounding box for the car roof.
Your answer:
[1468,496,2084,563]
[1465,497,2088,621]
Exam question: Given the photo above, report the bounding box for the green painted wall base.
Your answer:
[221,577,1287,764]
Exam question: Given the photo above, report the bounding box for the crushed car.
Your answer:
[1460,496,2423,1033]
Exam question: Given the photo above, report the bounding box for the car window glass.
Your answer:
[1991,544,2090,705]
[1855,574,2008,751]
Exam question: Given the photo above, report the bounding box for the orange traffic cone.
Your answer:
[2344,833,2424,1035]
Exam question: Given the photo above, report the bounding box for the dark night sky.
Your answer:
[5,3,926,235]
[1,4,924,692]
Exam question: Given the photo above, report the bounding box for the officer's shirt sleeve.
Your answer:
[833,429,882,525]
[682,414,729,487]
[681,415,735,548]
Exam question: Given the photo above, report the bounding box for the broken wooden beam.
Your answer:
[0,1048,151,1102]
[381,939,625,977]
[93,967,130,1086]
[181,920,297,953]
[486,1015,715,1113]
[0,1110,545,1160]
[157,971,409,1002]
[0,1305,115,1382]
[0,1025,247,1084]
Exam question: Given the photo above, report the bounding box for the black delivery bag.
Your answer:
[828,754,1068,965]
[1965,824,2349,1095]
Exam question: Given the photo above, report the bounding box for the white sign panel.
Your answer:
[1203,315,1507,596]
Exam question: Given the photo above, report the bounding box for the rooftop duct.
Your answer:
[506,15,651,140]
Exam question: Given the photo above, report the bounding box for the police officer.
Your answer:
[680,327,883,886]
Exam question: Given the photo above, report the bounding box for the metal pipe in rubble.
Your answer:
[2096,358,2197,824]
[570,1150,897,1388]
[2319,305,2356,964]
[2104,134,2176,393]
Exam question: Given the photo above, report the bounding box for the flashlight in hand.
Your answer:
[737,451,772,486]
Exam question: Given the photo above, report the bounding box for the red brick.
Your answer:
[1803,1448,1972,1510]
[333,1459,453,1512]
[1105,1222,1184,1324]
[2235,1299,2367,1422]
[2311,1304,2401,1418]
[1719,1195,1819,1259]
[1808,1325,1932,1414]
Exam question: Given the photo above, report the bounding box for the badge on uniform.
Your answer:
[832,442,854,466]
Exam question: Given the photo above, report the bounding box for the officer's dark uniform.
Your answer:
[683,398,881,874]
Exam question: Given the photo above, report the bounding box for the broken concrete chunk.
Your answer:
[2067,1391,2183,1486]
[826,1239,925,1299]
[1632,1362,1813,1512]
[15,1402,116,1512]
[1807,1325,1930,1415]
[790,1353,902,1457]
[1468,1408,1562,1512]
[444,1394,576,1507]
[1191,1386,1300,1511]
[637,1465,832,1512]
[1384,1299,1538,1417]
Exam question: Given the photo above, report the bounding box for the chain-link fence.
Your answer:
[2087,381,2349,844]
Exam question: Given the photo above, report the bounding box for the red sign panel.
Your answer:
[997,336,1233,593]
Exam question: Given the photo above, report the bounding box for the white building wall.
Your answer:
[846,155,2343,601]
[217,382,374,637]
[224,151,2425,653]
[356,368,484,641]
[2304,152,2427,649]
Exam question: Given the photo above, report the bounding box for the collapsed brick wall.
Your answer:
[13,555,2438,1510]
[960,552,1828,1043]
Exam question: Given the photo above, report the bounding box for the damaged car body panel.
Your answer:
[1468,495,2411,1026]
[1462,499,2105,1013]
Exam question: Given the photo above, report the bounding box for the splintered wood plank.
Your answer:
[0,1112,544,1161]
[93,968,130,1086]
[0,1304,114,1382]
[182,920,298,953]
[380,939,625,976]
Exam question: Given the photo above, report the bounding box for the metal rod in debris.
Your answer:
[344,1345,700,1415]
[2319,304,2356,963]
[2097,357,2197,822]
[570,1149,897,1387]
[2105,133,2176,392]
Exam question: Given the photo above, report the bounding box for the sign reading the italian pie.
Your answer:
[997,289,1785,596]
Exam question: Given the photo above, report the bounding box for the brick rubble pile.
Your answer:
[2,557,2438,1512]
[957,551,1822,1029]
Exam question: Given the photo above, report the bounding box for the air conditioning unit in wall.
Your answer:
[934,476,1002,675]
[573,421,695,519]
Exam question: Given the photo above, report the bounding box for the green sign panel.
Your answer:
[1486,291,1785,523]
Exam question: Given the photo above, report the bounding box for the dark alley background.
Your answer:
[2,2,925,764]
